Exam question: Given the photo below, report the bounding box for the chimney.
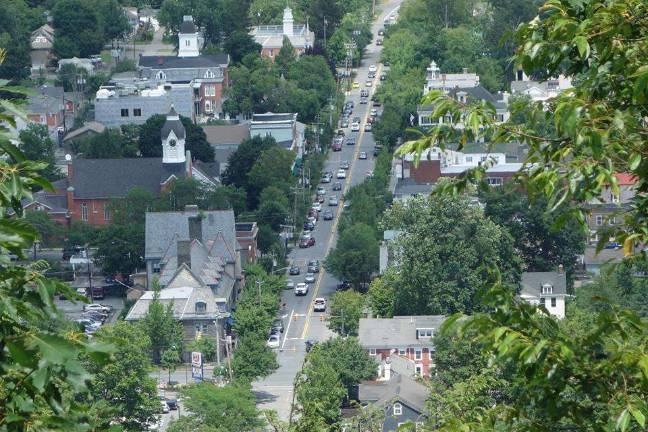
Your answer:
[66,186,74,219]
[384,359,391,380]
[188,215,202,242]
[463,68,468,74]
[66,155,73,180]
[177,240,191,268]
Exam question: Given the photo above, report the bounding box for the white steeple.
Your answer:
[161,107,186,164]
[283,7,294,37]
[178,16,200,57]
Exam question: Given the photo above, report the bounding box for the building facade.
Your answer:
[519,271,568,319]
[250,7,314,58]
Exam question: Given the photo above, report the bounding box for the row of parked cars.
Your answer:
[74,303,112,335]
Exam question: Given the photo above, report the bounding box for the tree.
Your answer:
[367,272,396,318]
[275,36,296,75]
[98,0,130,43]
[110,187,157,226]
[256,200,288,232]
[0,56,112,428]
[481,184,586,280]
[56,63,88,92]
[138,114,214,162]
[19,123,61,181]
[168,383,263,432]
[223,31,262,64]
[25,211,61,247]
[93,224,145,277]
[327,290,366,336]
[222,135,277,191]
[85,322,159,430]
[325,223,379,287]
[73,128,138,158]
[231,336,278,382]
[0,1,34,81]
[295,363,346,427]
[52,0,104,57]
[247,146,296,206]
[140,288,184,362]
[188,335,217,362]
[381,194,522,315]
[160,348,181,384]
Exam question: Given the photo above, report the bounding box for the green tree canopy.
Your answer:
[52,0,104,57]
[19,124,61,181]
[230,336,278,382]
[381,194,522,315]
[93,223,145,277]
[327,290,366,336]
[325,223,379,287]
[138,114,214,162]
[140,288,184,362]
[73,128,138,159]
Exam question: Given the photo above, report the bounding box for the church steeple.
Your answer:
[161,107,186,164]
[178,16,200,57]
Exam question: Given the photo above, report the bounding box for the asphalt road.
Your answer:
[252,0,403,421]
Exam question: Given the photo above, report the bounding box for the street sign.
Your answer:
[191,351,202,368]
[192,365,203,381]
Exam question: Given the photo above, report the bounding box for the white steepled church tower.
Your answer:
[178,16,200,57]
[161,107,186,164]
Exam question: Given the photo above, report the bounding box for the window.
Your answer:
[152,263,161,273]
[398,347,406,355]
[393,403,402,416]
[414,349,422,360]
[497,114,505,122]
[539,297,546,306]
[204,70,215,79]
[185,39,190,46]
[369,348,376,356]
[195,323,208,334]
[612,193,620,203]
[486,177,503,186]
[609,216,617,225]
[205,100,212,112]
[103,204,111,221]
[542,284,553,294]
[205,84,216,96]
[465,156,473,163]
[595,215,603,226]
[416,328,433,338]
[156,71,166,80]
[81,203,88,221]
[133,108,142,117]
[195,301,207,314]
[415,364,422,375]
[551,297,557,307]
[429,349,433,360]
[120,108,129,117]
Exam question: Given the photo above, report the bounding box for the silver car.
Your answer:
[305,272,316,283]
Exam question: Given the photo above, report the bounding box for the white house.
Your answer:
[423,61,479,94]
[519,271,567,319]
[510,68,572,102]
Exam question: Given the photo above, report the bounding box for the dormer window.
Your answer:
[204,69,215,78]
[156,71,166,80]
[541,283,553,295]
[416,328,433,339]
[393,403,402,416]
[195,301,207,314]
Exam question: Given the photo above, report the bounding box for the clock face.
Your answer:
[169,139,177,147]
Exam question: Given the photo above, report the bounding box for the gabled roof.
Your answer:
[161,110,186,140]
[180,19,197,34]
[615,173,637,186]
[359,373,429,414]
[520,271,567,297]
[203,123,250,146]
[63,121,106,142]
[69,158,187,199]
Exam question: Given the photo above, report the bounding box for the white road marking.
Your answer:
[281,309,295,350]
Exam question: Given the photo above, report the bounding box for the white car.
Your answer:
[295,282,309,296]
[267,334,280,348]
[369,64,377,73]
[365,80,373,87]
[370,108,378,116]
[305,272,316,283]
[317,186,326,195]
[336,169,347,179]
[359,152,367,160]
[84,303,111,313]
[286,279,295,290]
[313,298,327,312]
[311,202,322,212]
[351,122,360,132]
[364,123,372,132]
[160,401,169,414]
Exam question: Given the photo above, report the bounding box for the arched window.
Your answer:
[195,301,207,314]
[393,403,402,416]
[156,71,166,80]
[204,69,215,78]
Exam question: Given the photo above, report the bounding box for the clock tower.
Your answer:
[161,107,186,164]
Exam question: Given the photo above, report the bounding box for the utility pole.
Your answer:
[224,335,233,382]
[256,279,262,305]
[87,258,94,301]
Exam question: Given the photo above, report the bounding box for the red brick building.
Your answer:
[358,316,446,378]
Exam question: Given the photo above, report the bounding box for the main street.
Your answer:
[252,0,403,421]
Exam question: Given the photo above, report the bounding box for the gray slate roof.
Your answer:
[394,178,434,197]
[520,271,567,297]
[203,123,250,146]
[63,121,106,142]
[28,86,64,114]
[358,316,446,349]
[359,373,429,413]
[161,110,186,140]
[145,208,236,260]
[70,158,187,199]
[252,113,296,122]
[139,54,229,70]
[180,20,197,33]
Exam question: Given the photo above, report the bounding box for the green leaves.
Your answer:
[573,35,590,59]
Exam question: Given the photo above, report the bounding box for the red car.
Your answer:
[299,236,316,248]
[332,142,342,151]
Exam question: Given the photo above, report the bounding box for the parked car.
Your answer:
[317,194,325,203]
[286,279,296,290]
[160,401,169,414]
[373,100,381,107]
[378,29,385,36]
[376,38,383,45]
[346,138,356,145]
[380,73,386,81]
[289,265,300,275]
[305,340,316,352]
[336,169,347,179]
[304,221,315,231]
[84,303,111,313]
[313,298,327,312]
[359,151,367,160]
[340,161,350,170]
[308,260,320,273]
[328,196,339,206]
[332,182,342,191]
[323,209,334,220]
[370,108,378,116]
[337,281,352,290]
[272,319,284,333]
[267,334,281,348]
[365,80,373,87]
[360,97,368,104]
[364,123,372,132]
[332,142,342,151]
[340,119,349,128]
[374,145,383,156]
[295,282,309,295]
[321,173,332,182]
[165,399,178,410]
[317,186,326,195]
[305,272,316,283]
[369,64,377,72]
[350,122,360,132]
[299,236,315,248]
[368,71,376,78]
[311,202,322,212]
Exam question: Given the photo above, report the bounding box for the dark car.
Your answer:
[380,74,386,81]
[305,340,317,352]
[373,100,382,107]
[368,71,376,78]
[376,38,383,45]
[323,209,334,220]
[299,238,310,248]
[378,29,385,36]
[304,221,315,231]
[337,280,352,290]
[332,182,342,191]
[62,246,84,261]
[272,319,284,333]
[165,399,178,410]
[308,260,320,273]
[374,145,383,156]
[289,265,300,275]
